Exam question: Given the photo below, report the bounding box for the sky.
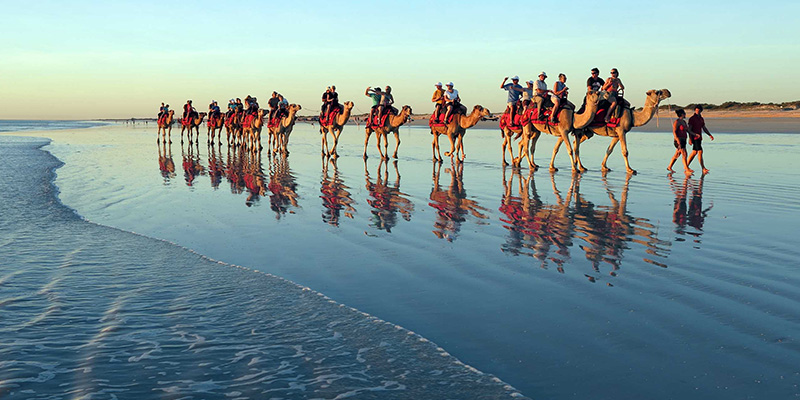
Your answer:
[0,0,798,119]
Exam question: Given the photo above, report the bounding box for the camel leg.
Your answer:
[392,130,400,159]
[444,134,456,158]
[432,132,442,162]
[558,130,577,172]
[363,129,372,159]
[332,129,340,158]
[376,131,386,159]
[550,137,563,171]
[321,128,328,156]
[618,132,636,174]
[501,132,509,166]
[529,131,541,170]
[601,137,620,172]
[572,133,586,172]
[381,132,389,160]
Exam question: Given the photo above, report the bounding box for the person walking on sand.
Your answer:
[667,109,693,174]
[687,105,714,174]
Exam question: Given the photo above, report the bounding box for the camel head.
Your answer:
[168,110,174,116]
[646,89,672,104]
[473,105,491,118]
[258,108,265,117]
[586,89,603,104]
[289,104,302,112]
[343,101,354,110]
[401,105,413,122]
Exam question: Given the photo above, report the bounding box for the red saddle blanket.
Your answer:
[428,112,459,127]
[590,108,620,128]
[368,111,395,128]
[242,113,258,128]
[207,115,221,127]
[319,107,341,126]
[158,115,168,125]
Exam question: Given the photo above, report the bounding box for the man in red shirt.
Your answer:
[687,105,715,174]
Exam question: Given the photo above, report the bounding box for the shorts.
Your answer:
[674,138,686,149]
[550,95,564,103]
[691,139,702,151]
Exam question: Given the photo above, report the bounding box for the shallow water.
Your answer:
[0,136,523,399]
[15,120,800,399]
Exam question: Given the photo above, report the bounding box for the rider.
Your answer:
[533,72,549,118]
[381,86,395,117]
[365,86,383,123]
[182,100,193,122]
[235,98,244,114]
[579,67,605,113]
[320,87,331,120]
[329,85,340,114]
[210,101,221,122]
[550,74,568,123]
[248,96,259,115]
[226,99,235,120]
[431,82,445,121]
[158,102,166,120]
[501,75,524,122]
[443,82,461,122]
[268,92,280,121]
[602,68,625,123]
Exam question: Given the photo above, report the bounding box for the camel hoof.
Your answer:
[503,160,509,166]
[531,164,539,170]
[580,167,588,172]
[392,154,398,159]
[363,154,368,160]
[550,167,558,172]
[627,169,637,175]
[602,167,611,172]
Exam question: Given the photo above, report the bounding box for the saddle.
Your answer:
[428,103,466,127]
[591,98,630,128]
[320,104,342,126]
[369,106,398,128]
[268,109,287,128]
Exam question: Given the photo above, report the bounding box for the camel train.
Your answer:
[156,83,669,174]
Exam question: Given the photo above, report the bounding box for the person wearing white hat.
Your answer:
[533,72,549,119]
[431,82,445,121]
[501,75,524,122]
[443,82,461,122]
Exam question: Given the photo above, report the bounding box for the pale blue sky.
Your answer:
[1,0,798,119]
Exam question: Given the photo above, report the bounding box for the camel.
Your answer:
[268,104,301,156]
[431,105,491,162]
[573,89,671,174]
[206,112,225,145]
[225,112,242,147]
[363,105,412,160]
[319,101,354,158]
[241,109,265,151]
[516,90,605,171]
[180,112,206,144]
[157,110,174,143]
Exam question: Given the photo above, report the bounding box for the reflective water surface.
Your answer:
[19,123,800,399]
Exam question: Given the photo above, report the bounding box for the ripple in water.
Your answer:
[0,137,526,399]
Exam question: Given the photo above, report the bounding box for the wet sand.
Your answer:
[6,119,800,399]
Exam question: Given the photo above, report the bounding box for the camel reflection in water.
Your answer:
[669,173,712,243]
[572,173,671,277]
[320,157,356,226]
[207,144,225,190]
[181,142,205,186]
[499,170,671,281]
[266,154,300,218]
[157,141,176,183]
[499,168,573,270]
[429,161,489,241]
[364,159,414,232]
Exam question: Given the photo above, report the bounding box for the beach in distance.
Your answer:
[2,115,798,399]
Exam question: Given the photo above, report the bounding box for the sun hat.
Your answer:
[446,82,454,86]
[539,72,547,77]
[511,75,519,80]
[526,80,534,84]
[435,82,442,86]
